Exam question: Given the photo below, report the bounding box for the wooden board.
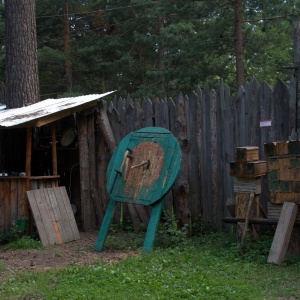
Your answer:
[27,186,80,246]
[230,161,267,178]
[234,147,259,162]
[267,202,298,265]
[270,192,300,204]
[267,202,300,223]
[235,193,259,219]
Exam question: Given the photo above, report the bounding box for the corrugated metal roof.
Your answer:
[0,91,115,128]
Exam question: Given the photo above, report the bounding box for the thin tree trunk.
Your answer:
[157,0,165,93]
[64,3,73,93]
[233,0,244,88]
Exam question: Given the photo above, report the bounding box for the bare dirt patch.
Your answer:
[0,230,138,280]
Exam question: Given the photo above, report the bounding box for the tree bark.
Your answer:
[157,0,165,94]
[5,0,40,108]
[64,3,73,93]
[233,0,244,88]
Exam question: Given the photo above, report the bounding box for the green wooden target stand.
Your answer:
[94,127,182,254]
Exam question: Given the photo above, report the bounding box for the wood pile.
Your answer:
[265,140,300,204]
[264,141,300,265]
[229,147,266,248]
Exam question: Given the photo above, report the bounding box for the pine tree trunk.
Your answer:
[5,0,40,108]
[64,3,73,93]
[233,0,244,87]
[157,0,165,94]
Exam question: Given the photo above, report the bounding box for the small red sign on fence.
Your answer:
[260,120,272,127]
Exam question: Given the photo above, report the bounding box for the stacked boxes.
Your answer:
[230,147,266,219]
[265,141,300,204]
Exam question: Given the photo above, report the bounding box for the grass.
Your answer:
[0,231,300,299]
[3,236,44,250]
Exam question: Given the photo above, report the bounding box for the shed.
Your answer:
[0,91,114,235]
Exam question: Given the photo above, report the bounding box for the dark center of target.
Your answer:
[125,141,164,188]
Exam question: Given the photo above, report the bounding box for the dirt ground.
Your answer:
[0,230,138,280]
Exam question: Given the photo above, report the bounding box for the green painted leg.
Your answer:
[94,200,117,252]
[142,199,165,254]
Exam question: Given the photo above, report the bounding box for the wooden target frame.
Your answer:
[94,127,182,254]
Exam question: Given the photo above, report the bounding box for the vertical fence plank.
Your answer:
[142,98,153,128]
[173,92,191,227]
[201,84,212,222]
[234,86,246,147]
[196,87,204,222]
[77,114,92,231]
[87,113,102,227]
[273,80,292,141]
[186,91,201,221]
[217,82,234,223]
[245,77,260,147]
[259,82,275,209]
[210,90,218,228]
[289,77,297,137]
[154,99,174,212]
[10,179,18,224]
[107,104,122,223]
[4,179,11,233]
[259,81,275,152]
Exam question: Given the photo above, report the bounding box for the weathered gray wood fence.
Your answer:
[92,76,296,231]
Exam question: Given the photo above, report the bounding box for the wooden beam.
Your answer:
[267,202,298,265]
[97,100,116,154]
[51,124,58,177]
[25,127,32,191]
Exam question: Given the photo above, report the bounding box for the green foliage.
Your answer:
[4,236,44,251]
[156,210,189,248]
[34,0,297,99]
[1,232,300,299]
[0,221,43,250]
[0,221,23,244]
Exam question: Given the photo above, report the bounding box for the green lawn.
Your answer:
[0,232,299,300]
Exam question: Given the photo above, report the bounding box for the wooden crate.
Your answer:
[230,161,267,178]
[265,140,300,157]
[234,147,259,162]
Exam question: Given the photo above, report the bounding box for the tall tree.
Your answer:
[233,0,244,87]
[35,0,297,98]
[5,0,39,108]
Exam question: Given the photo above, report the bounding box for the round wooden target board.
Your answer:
[106,127,182,205]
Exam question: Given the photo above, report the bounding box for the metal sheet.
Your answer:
[0,91,114,128]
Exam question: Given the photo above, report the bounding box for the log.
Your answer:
[97,100,116,154]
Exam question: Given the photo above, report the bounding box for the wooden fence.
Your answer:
[94,76,296,230]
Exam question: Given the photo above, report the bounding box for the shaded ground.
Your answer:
[0,230,138,280]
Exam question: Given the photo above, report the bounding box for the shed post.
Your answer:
[25,127,32,190]
[51,124,58,187]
